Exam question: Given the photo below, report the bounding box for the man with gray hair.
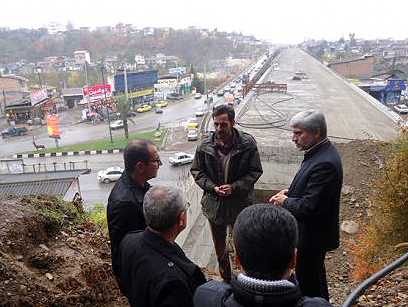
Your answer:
[269,109,343,300]
[119,185,206,307]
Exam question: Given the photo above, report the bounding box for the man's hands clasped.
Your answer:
[214,184,233,196]
[269,189,288,206]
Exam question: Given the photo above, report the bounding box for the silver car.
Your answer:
[97,167,124,183]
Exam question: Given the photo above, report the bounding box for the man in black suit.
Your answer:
[270,109,343,300]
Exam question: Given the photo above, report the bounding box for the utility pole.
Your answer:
[2,90,6,117]
[204,63,207,98]
[101,63,113,143]
[85,61,91,109]
[124,63,128,101]
[37,73,42,89]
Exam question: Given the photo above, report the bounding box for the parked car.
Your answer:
[194,93,202,99]
[1,127,28,138]
[109,120,124,130]
[137,105,152,113]
[155,100,168,108]
[195,108,204,117]
[169,152,194,166]
[167,93,181,100]
[187,129,198,141]
[155,107,163,114]
[97,167,124,183]
[217,90,224,96]
[394,104,408,114]
[127,110,137,117]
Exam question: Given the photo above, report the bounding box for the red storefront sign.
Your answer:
[82,85,111,99]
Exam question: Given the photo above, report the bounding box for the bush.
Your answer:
[86,203,108,233]
[349,131,408,280]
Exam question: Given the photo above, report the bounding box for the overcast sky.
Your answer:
[1,0,408,44]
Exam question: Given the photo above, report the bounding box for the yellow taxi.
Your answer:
[136,105,152,113]
[156,100,168,108]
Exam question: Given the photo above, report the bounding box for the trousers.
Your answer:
[296,249,329,300]
[209,221,232,282]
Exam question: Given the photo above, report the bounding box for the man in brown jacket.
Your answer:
[190,105,263,282]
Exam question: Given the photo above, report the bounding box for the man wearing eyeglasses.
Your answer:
[107,139,162,292]
[191,105,263,283]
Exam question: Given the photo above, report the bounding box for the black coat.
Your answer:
[193,275,333,307]
[190,128,263,225]
[107,171,151,289]
[120,229,206,307]
[284,140,343,252]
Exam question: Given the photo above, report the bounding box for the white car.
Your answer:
[97,167,124,183]
[169,152,194,166]
[194,93,202,99]
[110,120,124,130]
[187,129,198,141]
[394,104,408,114]
[195,108,204,117]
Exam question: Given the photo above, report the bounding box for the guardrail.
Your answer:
[341,251,408,307]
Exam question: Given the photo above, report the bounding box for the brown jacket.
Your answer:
[190,128,263,225]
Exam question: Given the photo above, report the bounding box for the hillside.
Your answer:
[0,28,258,65]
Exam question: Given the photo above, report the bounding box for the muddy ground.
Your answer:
[0,140,407,307]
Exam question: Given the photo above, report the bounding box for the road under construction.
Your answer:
[178,47,399,272]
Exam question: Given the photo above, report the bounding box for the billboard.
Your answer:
[30,89,48,105]
[169,67,186,76]
[0,159,24,174]
[82,85,112,100]
[45,114,61,139]
[128,88,154,99]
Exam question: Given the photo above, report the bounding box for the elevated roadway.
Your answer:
[183,48,401,272]
[236,47,398,191]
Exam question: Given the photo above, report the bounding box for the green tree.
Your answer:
[190,65,204,94]
[115,94,134,139]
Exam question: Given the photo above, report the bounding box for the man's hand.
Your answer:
[219,184,233,196]
[269,189,288,206]
[214,185,233,196]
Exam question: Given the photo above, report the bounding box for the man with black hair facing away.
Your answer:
[193,204,332,307]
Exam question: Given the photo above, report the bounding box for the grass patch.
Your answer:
[83,203,108,234]
[23,129,168,154]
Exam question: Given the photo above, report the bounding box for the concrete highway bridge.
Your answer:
[177,47,399,272]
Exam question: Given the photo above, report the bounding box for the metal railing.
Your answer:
[341,250,408,307]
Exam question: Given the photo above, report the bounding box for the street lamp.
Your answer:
[35,68,42,89]
[100,63,113,143]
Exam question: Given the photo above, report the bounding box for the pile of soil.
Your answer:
[0,195,127,307]
[0,140,406,306]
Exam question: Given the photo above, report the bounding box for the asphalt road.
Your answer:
[24,149,197,209]
[0,94,209,158]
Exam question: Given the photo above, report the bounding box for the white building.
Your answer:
[135,54,145,65]
[47,22,66,35]
[74,51,90,65]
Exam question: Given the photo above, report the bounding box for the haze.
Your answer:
[1,0,408,44]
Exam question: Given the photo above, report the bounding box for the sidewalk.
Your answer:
[0,108,84,132]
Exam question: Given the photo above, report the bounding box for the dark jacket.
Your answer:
[193,275,332,307]
[190,128,263,225]
[120,229,206,307]
[107,171,151,289]
[284,139,343,252]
